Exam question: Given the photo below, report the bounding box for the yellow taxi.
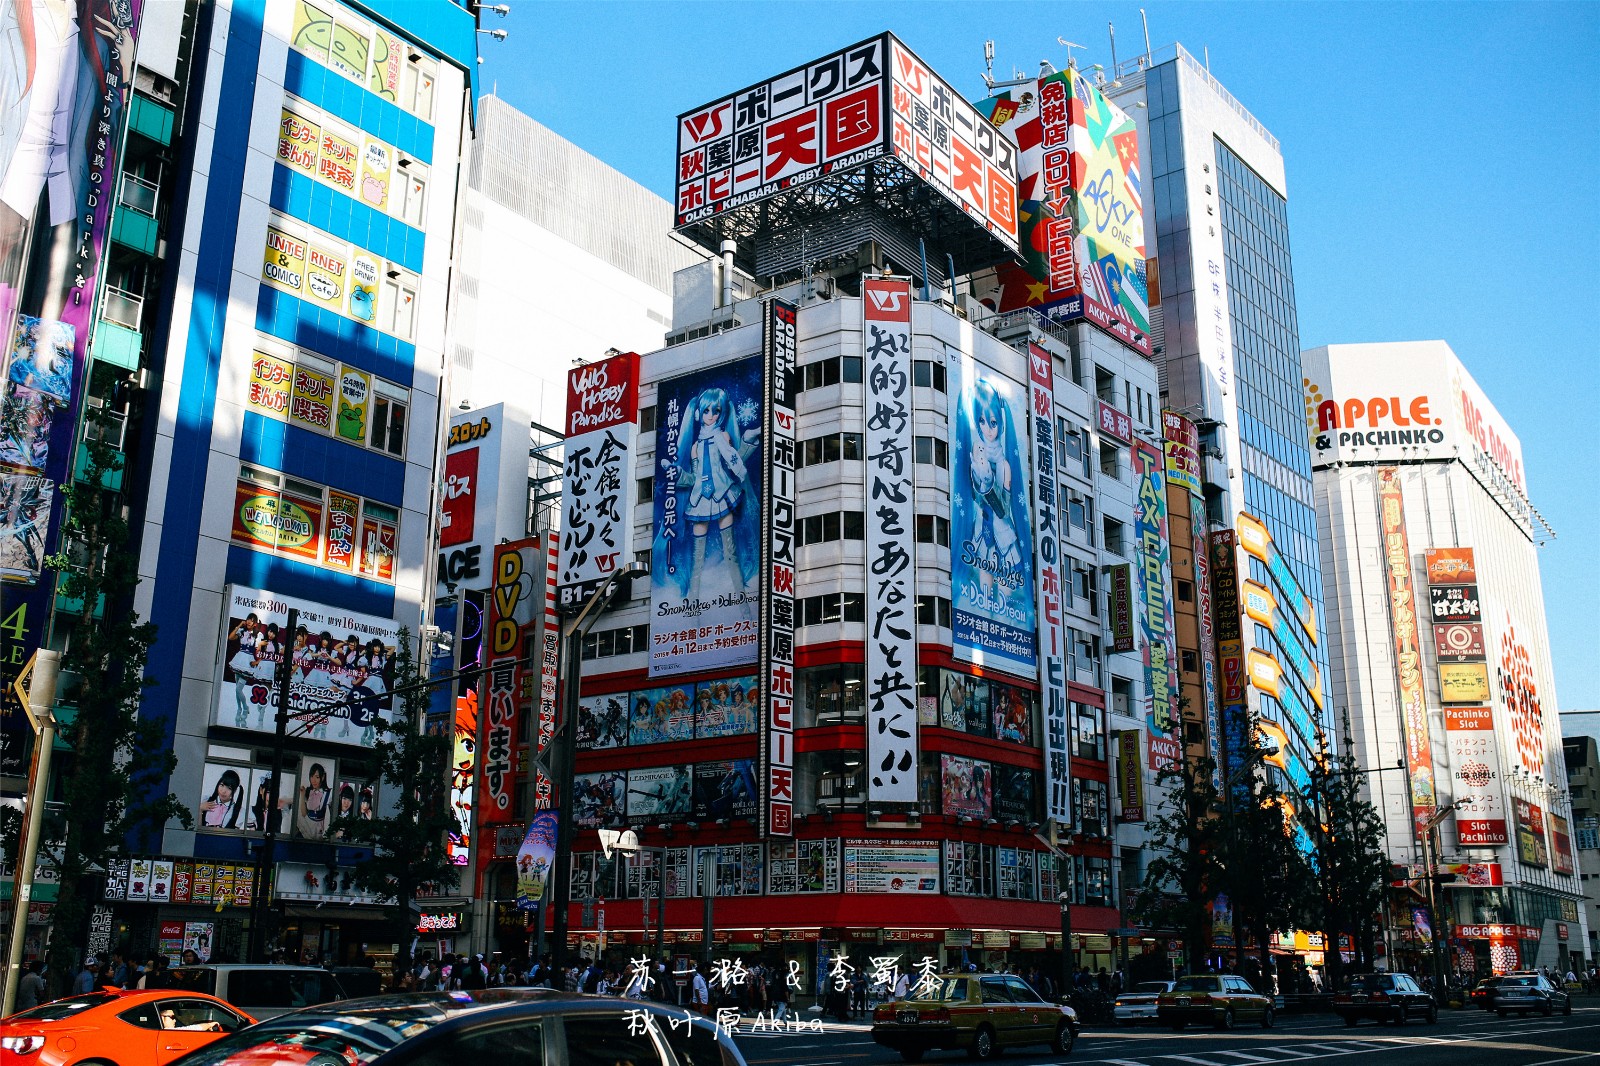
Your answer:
[871,972,1078,1061]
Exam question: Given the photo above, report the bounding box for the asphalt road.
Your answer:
[731,1005,1600,1066]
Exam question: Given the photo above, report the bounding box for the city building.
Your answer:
[1307,340,1583,975]
[73,0,480,968]
[1562,733,1600,969]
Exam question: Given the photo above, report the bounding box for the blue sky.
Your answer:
[480,1,1600,711]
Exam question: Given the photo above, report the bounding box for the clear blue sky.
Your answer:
[479,1,1600,711]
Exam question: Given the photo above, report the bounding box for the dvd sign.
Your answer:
[1430,585,1481,622]
[1434,622,1486,662]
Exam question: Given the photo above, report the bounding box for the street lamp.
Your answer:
[1058,889,1074,998]
[1418,802,1460,998]
[2,651,61,1018]
[547,562,647,979]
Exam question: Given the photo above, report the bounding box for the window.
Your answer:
[639,405,656,433]
[370,380,408,456]
[233,464,397,582]
[915,514,950,546]
[801,664,866,724]
[1073,701,1104,760]
[1176,579,1194,603]
[912,359,947,391]
[1074,780,1108,838]
[562,1018,660,1066]
[1102,518,1126,556]
[798,593,865,627]
[661,1016,742,1066]
[1099,440,1122,479]
[399,165,428,228]
[382,274,418,339]
[580,623,649,661]
[797,431,863,468]
[797,356,859,392]
[398,1021,544,1065]
[796,510,864,546]
[913,436,949,468]
[1180,649,1198,675]
[1071,559,1097,615]
[402,52,437,121]
[637,477,654,504]
[915,595,952,628]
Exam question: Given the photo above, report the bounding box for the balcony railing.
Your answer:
[101,286,143,331]
[118,172,159,216]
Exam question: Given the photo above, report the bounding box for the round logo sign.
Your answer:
[238,495,315,548]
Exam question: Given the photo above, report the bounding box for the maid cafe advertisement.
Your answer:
[649,357,764,678]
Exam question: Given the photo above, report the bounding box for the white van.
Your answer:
[165,964,348,1019]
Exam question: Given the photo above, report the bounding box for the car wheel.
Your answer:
[1565,999,1574,1016]
[1427,1004,1438,1024]
[1216,1007,1235,1031]
[899,1051,925,1063]
[1544,1000,1555,1017]
[1261,1006,1275,1029]
[1343,1014,1358,1028]
[968,1026,996,1061]
[1051,1023,1075,1055]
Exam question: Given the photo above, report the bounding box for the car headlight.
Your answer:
[1,1035,45,1055]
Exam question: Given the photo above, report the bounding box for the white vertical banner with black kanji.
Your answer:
[558,351,640,611]
[862,278,919,803]
[761,299,799,836]
[1028,343,1072,826]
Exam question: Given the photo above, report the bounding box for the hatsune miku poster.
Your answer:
[949,352,1037,678]
[649,356,763,677]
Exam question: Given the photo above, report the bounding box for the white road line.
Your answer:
[1208,1052,1281,1062]
[1159,1055,1231,1066]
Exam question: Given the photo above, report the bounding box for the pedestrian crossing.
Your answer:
[1075,1038,1437,1065]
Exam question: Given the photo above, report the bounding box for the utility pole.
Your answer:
[2,650,62,1017]
[247,608,298,962]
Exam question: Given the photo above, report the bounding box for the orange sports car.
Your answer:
[1,988,255,1066]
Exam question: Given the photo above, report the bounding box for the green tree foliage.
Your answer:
[1131,752,1226,974]
[41,414,190,994]
[327,628,459,976]
[1310,735,1391,985]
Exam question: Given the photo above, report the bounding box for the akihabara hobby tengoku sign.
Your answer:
[674,33,1018,253]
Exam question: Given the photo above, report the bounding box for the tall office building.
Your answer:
[55,0,480,968]
[1110,47,1329,816]
[1308,341,1583,975]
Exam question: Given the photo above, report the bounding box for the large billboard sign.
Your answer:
[1027,343,1070,826]
[1133,441,1176,736]
[437,404,529,596]
[649,358,763,677]
[558,351,640,611]
[674,34,1018,254]
[0,0,144,775]
[215,586,399,745]
[482,539,543,820]
[1377,468,1437,841]
[862,278,919,802]
[950,351,1035,678]
[1302,343,1530,526]
[1444,705,1509,846]
[760,299,799,836]
[977,68,1151,354]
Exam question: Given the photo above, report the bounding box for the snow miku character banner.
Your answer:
[950,352,1037,678]
[649,356,763,677]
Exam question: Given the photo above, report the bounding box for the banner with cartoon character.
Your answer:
[950,352,1036,678]
[515,809,558,910]
[648,357,763,677]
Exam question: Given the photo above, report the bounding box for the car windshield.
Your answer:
[6,993,118,1022]
[1134,983,1169,994]
[911,978,967,1001]
[169,1004,450,1065]
[1502,977,1538,987]
[1172,977,1221,992]
[1346,976,1390,991]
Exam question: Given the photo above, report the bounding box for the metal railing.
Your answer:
[118,172,159,216]
[101,285,143,330]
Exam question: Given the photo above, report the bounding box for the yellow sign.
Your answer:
[262,226,307,293]
[1257,720,1290,770]
[1236,512,1272,565]
[1247,649,1282,699]
[305,242,348,313]
[1440,662,1491,703]
[247,352,293,418]
[289,366,336,434]
[348,253,379,323]
[1242,580,1276,628]
[277,107,319,176]
[336,367,372,443]
[317,127,360,194]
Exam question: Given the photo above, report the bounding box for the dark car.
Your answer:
[870,973,1078,1061]
[1490,974,1573,1017]
[1469,976,1504,1011]
[1157,975,1273,1031]
[168,989,746,1066]
[1332,973,1436,1026]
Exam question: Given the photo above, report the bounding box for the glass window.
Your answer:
[370,384,407,456]
[398,1021,545,1066]
[842,356,863,383]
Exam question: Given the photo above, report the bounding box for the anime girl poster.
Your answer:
[628,683,695,745]
[648,357,763,678]
[949,352,1036,678]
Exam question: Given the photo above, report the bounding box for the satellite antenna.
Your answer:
[1057,38,1087,69]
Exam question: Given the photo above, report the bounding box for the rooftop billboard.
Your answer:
[974,68,1151,354]
[674,33,1018,257]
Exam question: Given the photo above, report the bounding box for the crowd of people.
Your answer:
[10,947,208,1011]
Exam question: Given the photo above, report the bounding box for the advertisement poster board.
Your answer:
[629,682,696,744]
[950,350,1036,678]
[648,357,763,677]
[759,298,799,837]
[1134,441,1176,735]
[842,839,940,894]
[515,810,558,909]
[1514,798,1549,868]
[694,760,758,821]
[215,586,398,743]
[1444,705,1509,846]
[1377,469,1437,839]
[573,770,626,829]
[1027,342,1071,825]
[558,351,640,610]
[940,754,993,820]
[626,766,694,825]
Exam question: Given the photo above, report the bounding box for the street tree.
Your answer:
[328,628,460,976]
[1310,733,1391,984]
[41,413,190,994]
[1130,751,1226,974]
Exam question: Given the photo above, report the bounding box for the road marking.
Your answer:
[1208,1052,1281,1062]
[1160,1055,1232,1065]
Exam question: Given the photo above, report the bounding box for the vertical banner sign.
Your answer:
[1108,565,1135,652]
[1377,467,1437,840]
[1117,730,1145,823]
[950,350,1036,678]
[1027,343,1071,826]
[558,351,640,610]
[515,808,559,909]
[1209,531,1245,707]
[1133,441,1176,735]
[537,533,559,805]
[0,0,144,775]
[760,300,799,836]
[483,539,542,817]
[1444,705,1508,846]
[862,278,918,802]
[648,357,763,677]
[1192,505,1221,773]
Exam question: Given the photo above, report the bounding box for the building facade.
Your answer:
[101,0,478,968]
[1308,340,1584,975]
[1562,734,1600,970]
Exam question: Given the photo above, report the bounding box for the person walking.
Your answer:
[769,964,790,1021]
[691,962,712,1015]
[16,960,46,1010]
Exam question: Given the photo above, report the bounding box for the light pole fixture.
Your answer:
[2,651,61,1019]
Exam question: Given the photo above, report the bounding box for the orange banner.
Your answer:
[1379,468,1436,838]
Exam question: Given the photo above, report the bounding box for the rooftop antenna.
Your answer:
[981,38,1036,93]
[1056,37,1086,70]
[1205,46,1211,71]
[1108,22,1119,76]
[1140,8,1153,64]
